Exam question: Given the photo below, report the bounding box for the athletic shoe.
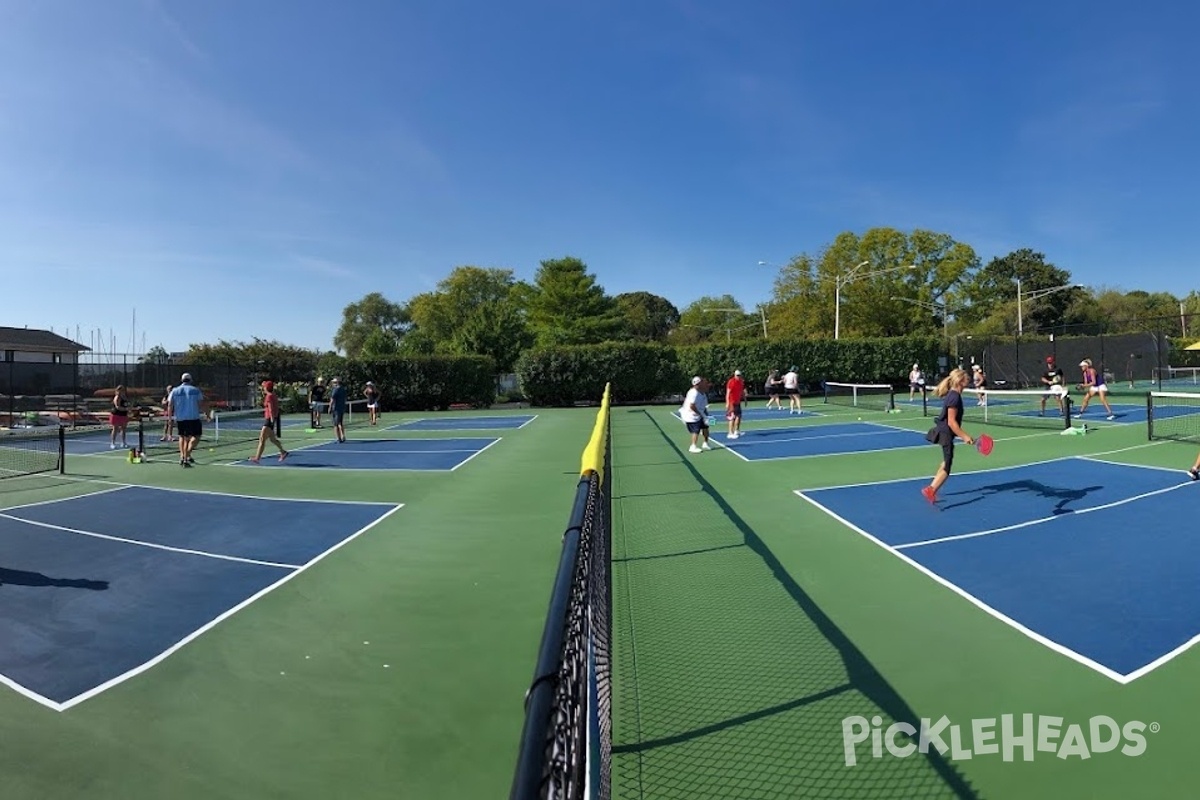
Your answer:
[921,486,936,504]
[1189,468,1199,481]
[689,445,702,454]
[701,442,711,450]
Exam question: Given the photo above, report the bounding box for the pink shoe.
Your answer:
[921,486,937,504]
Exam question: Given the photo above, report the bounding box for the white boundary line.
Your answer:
[383,414,538,432]
[0,502,405,711]
[449,436,503,471]
[0,512,302,569]
[0,484,132,513]
[792,454,1199,683]
[32,474,399,506]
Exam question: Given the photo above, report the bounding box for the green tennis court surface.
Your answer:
[1,390,1195,799]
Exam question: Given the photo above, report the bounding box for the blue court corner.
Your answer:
[0,486,401,709]
[796,458,1200,681]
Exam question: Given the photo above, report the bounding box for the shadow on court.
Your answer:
[608,409,979,799]
[0,567,109,591]
[940,479,1105,515]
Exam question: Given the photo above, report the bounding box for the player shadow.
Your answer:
[940,480,1105,514]
[0,567,109,590]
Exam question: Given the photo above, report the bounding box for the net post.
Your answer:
[1146,391,1153,440]
[58,424,66,474]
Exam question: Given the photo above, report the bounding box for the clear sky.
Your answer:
[2,0,1196,354]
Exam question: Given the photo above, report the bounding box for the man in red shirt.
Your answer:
[725,369,746,439]
[250,380,289,463]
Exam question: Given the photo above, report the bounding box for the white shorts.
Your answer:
[1089,385,1107,395]
[1049,385,1067,397]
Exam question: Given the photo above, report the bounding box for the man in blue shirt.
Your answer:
[329,377,347,443]
[167,372,206,467]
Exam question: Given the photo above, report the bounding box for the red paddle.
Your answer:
[974,433,994,456]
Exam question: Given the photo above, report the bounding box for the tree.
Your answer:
[182,338,320,382]
[525,257,623,346]
[670,295,758,345]
[452,300,534,373]
[334,292,411,357]
[409,266,526,347]
[140,345,171,364]
[960,248,1079,334]
[613,292,680,342]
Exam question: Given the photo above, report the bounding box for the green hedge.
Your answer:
[516,337,944,405]
[313,354,496,411]
[515,342,685,406]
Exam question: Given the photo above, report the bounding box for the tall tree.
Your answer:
[408,266,526,347]
[452,300,534,373]
[961,248,1079,334]
[670,295,759,345]
[334,292,411,357]
[525,256,623,346]
[613,291,680,342]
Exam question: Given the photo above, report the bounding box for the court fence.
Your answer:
[1,354,253,428]
[511,383,613,800]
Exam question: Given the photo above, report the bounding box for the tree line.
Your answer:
[173,228,1200,382]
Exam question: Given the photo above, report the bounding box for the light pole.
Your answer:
[892,296,958,342]
[835,262,917,339]
[1016,279,1083,335]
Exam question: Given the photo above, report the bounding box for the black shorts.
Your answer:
[686,420,708,434]
[332,410,345,426]
[729,402,742,418]
[926,425,956,471]
[177,419,202,438]
[263,418,275,430]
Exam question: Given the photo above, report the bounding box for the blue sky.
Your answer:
[2,0,1196,354]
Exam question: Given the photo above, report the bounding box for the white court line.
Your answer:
[0,512,302,569]
[792,490,1134,684]
[449,436,503,471]
[38,474,398,506]
[0,484,132,514]
[42,502,407,712]
[894,480,1197,551]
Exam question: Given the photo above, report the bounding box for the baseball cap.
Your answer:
[734,370,742,376]
[1079,360,1089,367]
[181,372,192,383]
[262,380,274,391]
[691,376,702,386]
[1046,356,1055,363]
[331,377,340,384]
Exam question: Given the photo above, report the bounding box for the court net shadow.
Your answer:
[0,567,109,590]
[610,409,979,799]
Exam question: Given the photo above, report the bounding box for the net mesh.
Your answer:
[954,387,1073,429]
[0,425,64,479]
[822,382,895,411]
[1147,391,1200,442]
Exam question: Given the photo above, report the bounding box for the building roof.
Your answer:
[0,326,91,352]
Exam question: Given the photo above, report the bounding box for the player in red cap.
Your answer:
[250,380,289,463]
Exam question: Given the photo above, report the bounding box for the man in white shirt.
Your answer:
[680,376,712,454]
[783,365,802,414]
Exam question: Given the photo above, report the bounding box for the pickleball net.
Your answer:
[925,386,1073,430]
[822,381,896,412]
[0,425,65,479]
[511,383,612,800]
[137,400,371,455]
[1147,391,1200,442]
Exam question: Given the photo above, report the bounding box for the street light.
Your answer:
[1016,279,1083,335]
[835,262,917,339]
[892,296,959,341]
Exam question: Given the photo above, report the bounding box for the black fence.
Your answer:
[2,356,253,428]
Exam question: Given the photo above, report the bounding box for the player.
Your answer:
[309,377,327,428]
[1076,359,1115,420]
[725,369,745,439]
[167,373,205,467]
[364,381,381,425]
[109,385,131,449]
[680,376,712,454]
[921,367,975,505]
[971,364,987,406]
[1039,356,1068,416]
[783,365,802,414]
[329,377,348,443]
[160,385,176,442]
[249,380,289,464]
[908,364,924,401]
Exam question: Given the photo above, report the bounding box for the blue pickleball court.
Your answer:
[707,421,929,461]
[228,437,501,471]
[795,457,1200,681]
[387,415,536,431]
